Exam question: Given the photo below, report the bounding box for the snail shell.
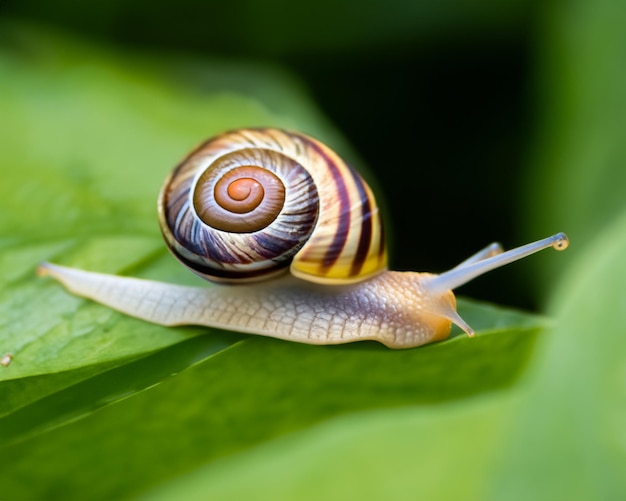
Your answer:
[158,128,387,284]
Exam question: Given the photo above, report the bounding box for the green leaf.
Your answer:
[139,395,518,501]
[0,334,242,442]
[0,299,544,499]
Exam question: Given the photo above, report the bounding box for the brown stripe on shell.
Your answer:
[349,165,374,277]
[298,136,351,272]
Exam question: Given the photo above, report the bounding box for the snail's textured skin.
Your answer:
[40,264,454,348]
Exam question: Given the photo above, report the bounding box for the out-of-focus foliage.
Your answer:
[2,0,531,56]
[524,0,626,281]
[1,0,625,494]
[2,0,540,312]
[488,213,626,500]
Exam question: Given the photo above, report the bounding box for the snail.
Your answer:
[38,128,569,349]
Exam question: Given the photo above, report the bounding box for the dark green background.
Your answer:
[2,0,538,308]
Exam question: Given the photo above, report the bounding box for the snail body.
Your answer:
[39,128,569,349]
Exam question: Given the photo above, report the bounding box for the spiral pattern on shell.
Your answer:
[159,128,387,284]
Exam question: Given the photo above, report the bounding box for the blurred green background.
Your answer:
[2,0,543,308]
[1,0,625,499]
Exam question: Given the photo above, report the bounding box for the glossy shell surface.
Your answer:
[159,128,387,284]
